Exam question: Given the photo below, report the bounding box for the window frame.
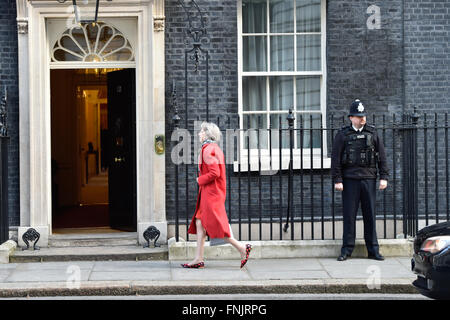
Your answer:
[237,0,329,171]
[47,18,137,69]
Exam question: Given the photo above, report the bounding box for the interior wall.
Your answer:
[51,69,79,208]
[51,70,110,209]
[79,87,108,205]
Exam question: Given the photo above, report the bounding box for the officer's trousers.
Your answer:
[341,178,379,256]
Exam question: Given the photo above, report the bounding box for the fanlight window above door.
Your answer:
[52,22,134,62]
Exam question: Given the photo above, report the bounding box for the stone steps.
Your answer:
[48,232,139,247]
[9,232,168,263]
[10,245,168,263]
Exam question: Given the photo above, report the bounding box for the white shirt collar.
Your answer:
[352,125,364,132]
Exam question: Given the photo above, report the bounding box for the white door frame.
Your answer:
[16,0,167,246]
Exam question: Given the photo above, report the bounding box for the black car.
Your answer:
[411,221,450,299]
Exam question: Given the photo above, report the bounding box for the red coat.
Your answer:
[188,143,231,238]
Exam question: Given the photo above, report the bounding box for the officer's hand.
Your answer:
[335,183,343,191]
[379,179,388,190]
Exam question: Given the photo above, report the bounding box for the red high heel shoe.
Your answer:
[181,261,205,269]
[240,244,252,268]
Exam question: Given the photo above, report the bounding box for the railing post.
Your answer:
[284,109,295,239]
[330,113,335,239]
[402,108,420,238]
[0,88,9,244]
[446,113,449,222]
[411,108,420,236]
[401,112,408,238]
[172,81,181,242]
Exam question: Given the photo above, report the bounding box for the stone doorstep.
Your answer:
[48,235,139,247]
[8,246,169,263]
[168,239,414,261]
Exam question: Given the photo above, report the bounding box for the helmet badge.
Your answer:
[357,103,365,112]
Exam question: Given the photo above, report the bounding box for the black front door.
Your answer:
[107,69,136,231]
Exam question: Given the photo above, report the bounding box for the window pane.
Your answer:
[296,77,320,111]
[53,48,81,62]
[54,34,84,61]
[269,0,294,33]
[103,48,133,62]
[71,27,88,51]
[297,34,321,71]
[100,34,125,54]
[270,35,294,71]
[243,77,266,111]
[270,76,293,111]
[296,0,321,33]
[243,114,268,149]
[297,113,322,148]
[243,36,267,72]
[243,0,267,34]
[88,24,131,61]
[269,114,290,149]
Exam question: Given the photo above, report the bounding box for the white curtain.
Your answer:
[297,34,321,71]
[296,76,320,111]
[243,0,267,72]
[297,76,321,148]
[270,0,294,71]
[297,113,321,148]
[243,0,267,148]
[243,76,266,112]
[296,0,321,32]
[296,0,321,71]
[270,76,293,111]
[243,0,267,33]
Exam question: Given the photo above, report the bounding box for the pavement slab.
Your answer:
[0,257,418,297]
[89,271,172,281]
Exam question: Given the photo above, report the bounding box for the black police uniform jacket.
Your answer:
[331,125,389,183]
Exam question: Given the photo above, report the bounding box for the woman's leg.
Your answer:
[191,219,207,264]
[223,237,246,259]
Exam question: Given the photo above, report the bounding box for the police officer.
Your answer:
[331,99,389,261]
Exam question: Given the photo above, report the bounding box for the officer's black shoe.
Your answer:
[337,254,350,261]
[368,253,385,261]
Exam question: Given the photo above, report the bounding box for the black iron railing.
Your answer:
[168,109,450,241]
[168,0,449,242]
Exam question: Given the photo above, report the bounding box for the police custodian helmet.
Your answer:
[348,99,367,117]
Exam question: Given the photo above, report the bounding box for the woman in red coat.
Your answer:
[181,122,252,268]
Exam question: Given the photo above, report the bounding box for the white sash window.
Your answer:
[237,0,329,171]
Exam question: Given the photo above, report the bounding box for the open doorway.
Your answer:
[51,68,136,233]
